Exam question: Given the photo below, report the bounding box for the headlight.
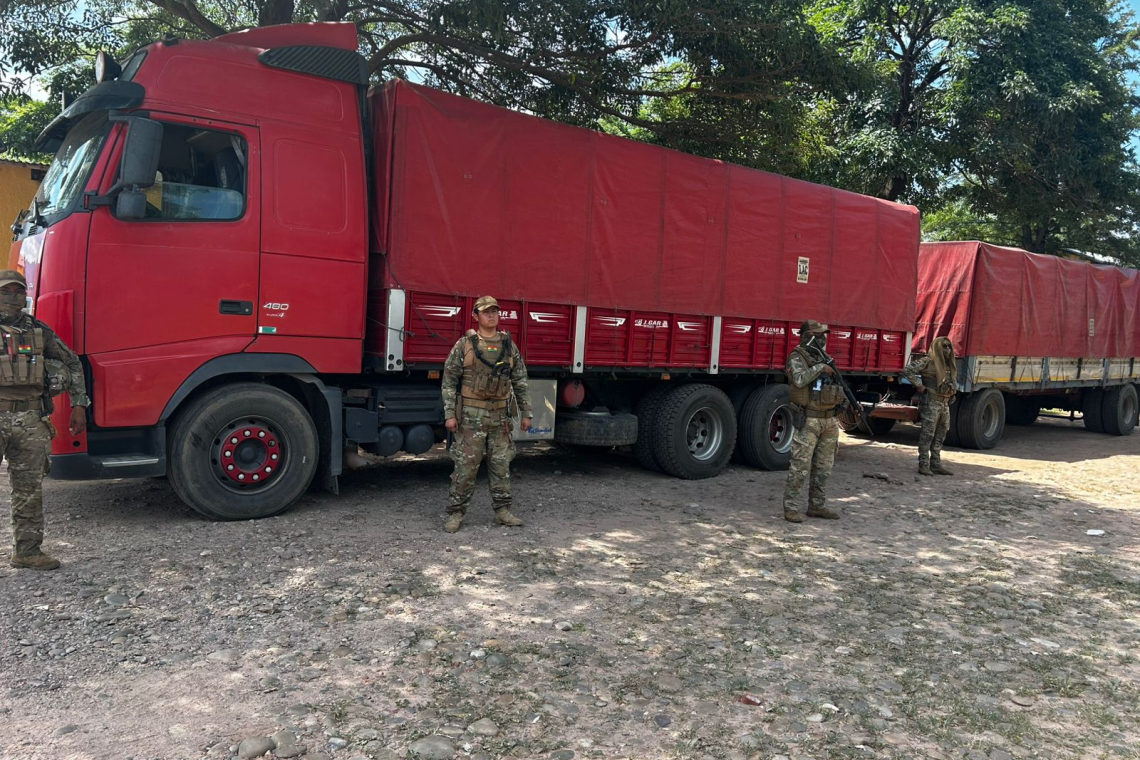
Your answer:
[95,52,122,83]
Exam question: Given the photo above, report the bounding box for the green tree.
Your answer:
[0,0,842,151]
[0,97,55,161]
[944,0,1140,256]
[806,0,960,203]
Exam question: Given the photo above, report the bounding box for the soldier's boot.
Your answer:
[918,464,934,476]
[930,461,953,476]
[495,507,524,527]
[783,510,804,523]
[443,512,464,533]
[10,551,61,571]
[806,506,840,520]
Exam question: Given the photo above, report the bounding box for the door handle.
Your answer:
[219,300,254,316]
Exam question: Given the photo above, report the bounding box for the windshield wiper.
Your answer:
[10,208,28,237]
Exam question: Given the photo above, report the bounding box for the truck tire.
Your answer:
[955,388,1005,450]
[727,383,759,465]
[1100,384,1138,436]
[1005,395,1040,426]
[633,386,672,472]
[553,410,638,447]
[728,383,759,416]
[1082,389,1105,433]
[737,384,795,471]
[652,384,737,480]
[169,383,319,521]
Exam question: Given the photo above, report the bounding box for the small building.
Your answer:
[0,156,48,233]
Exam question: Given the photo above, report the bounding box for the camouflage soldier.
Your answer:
[440,296,533,533]
[0,271,89,570]
[903,336,957,476]
[782,320,844,522]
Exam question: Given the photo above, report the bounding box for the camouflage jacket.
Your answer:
[786,348,828,389]
[441,332,532,419]
[0,313,89,407]
[903,354,956,397]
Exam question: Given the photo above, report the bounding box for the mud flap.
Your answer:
[293,375,342,495]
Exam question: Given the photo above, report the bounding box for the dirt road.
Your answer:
[2,416,1138,760]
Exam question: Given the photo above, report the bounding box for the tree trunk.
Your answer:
[1020,223,1049,252]
[883,175,907,202]
[258,0,296,27]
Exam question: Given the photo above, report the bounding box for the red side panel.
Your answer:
[1088,265,1121,357]
[519,303,575,366]
[717,317,904,373]
[1056,258,1090,357]
[372,81,919,334]
[89,337,252,427]
[1121,268,1140,356]
[917,241,1140,357]
[915,242,979,353]
[400,294,574,366]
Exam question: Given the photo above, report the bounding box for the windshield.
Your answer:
[34,112,110,220]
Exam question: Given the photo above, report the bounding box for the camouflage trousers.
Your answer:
[448,406,515,514]
[2,410,52,556]
[783,416,839,514]
[918,394,952,467]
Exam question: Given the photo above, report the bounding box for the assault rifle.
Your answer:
[806,344,876,435]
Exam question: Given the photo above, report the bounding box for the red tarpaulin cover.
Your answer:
[369,81,919,332]
[916,241,1140,357]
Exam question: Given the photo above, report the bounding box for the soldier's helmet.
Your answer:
[0,270,27,289]
[473,296,500,313]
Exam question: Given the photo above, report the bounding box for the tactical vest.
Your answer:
[460,332,515,409]
[0,322,46,396]
[787,347,844,412]
[920,363,956,398]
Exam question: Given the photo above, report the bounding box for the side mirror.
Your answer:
[115,189,147,220]
[119,118,162,189]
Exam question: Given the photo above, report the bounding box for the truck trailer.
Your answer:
[854,241,1140,448]
[11,22,920,520]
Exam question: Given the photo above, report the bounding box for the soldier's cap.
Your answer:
[0,270,26,289]
[473,296,500,313]
[800,320,829,335]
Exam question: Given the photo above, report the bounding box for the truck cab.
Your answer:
[9,23,372,517]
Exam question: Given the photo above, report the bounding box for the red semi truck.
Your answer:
[849,241,1140,447]
[915,242,1140,447]
[10,22,920,520]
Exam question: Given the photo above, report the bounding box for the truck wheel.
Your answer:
[1100,384,1138,436]
[956,389,1005,449]
[169,383,319,520]
[1005,394,1040,426]
[737,384,795,471]
[553,410,638,447]
[633,386,672,472]
[652,384,737,479]
[1082,389,1106,433]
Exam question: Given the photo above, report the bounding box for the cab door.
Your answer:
[85,116,260,355]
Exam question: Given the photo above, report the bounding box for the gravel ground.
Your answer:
[2,415,1138,760]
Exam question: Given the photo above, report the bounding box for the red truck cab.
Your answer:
[11,23,373,515]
